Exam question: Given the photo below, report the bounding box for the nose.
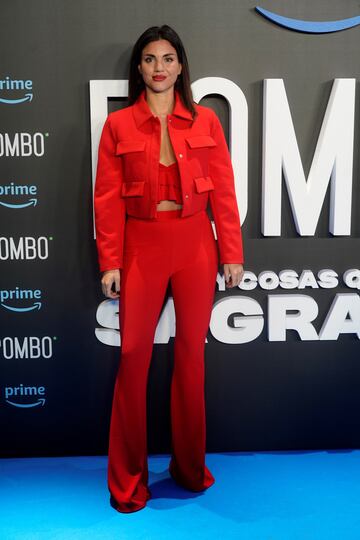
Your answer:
[154,59,165,72]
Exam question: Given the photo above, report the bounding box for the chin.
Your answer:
[146,83,175,93]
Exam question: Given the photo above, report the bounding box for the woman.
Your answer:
[94,24,244,513]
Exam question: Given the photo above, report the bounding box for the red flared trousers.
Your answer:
[107,208,218,513]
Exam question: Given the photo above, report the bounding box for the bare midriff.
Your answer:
[156,198,183,211]
[157,196,182,210]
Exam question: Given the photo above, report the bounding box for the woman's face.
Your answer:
[138,39,182,94]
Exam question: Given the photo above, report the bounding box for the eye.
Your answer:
[144,57,153,63]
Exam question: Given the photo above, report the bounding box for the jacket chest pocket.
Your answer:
[185,136,217,192]
[185,135,217,150]
[116,141,146,155]
[116,140,147,179]
[185,135,217,172]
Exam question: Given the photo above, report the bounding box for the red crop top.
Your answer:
[157,161,183,204]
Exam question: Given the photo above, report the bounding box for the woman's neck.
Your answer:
[145,88,175,118]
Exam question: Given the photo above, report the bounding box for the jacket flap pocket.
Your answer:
[185,135,217,149]
[116,141,146,155]
[121,180,145,197]
[194,176,215,193]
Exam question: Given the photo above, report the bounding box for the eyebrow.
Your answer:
[143,53,176,57]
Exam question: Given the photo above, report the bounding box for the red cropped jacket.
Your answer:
[94,89,244,272]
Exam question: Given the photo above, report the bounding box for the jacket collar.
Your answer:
[132,88,193,127]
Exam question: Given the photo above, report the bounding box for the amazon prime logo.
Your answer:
[0,288,42,312]
[0,77,33,105]
[0,182,38,209]
[4,385,46,408]
[256,6,360,33]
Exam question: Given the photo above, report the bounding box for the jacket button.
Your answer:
[185,194,189,199]
[179,153,183,158]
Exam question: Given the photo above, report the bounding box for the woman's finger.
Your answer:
[223,264,231,283]
[114,272,121,295]
[222,264,246,287]
[101,270,120,298]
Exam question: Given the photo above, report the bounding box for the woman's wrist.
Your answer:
[102,268,120,275]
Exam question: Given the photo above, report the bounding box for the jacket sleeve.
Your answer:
[94,113,126,273]
[208,110,244,265]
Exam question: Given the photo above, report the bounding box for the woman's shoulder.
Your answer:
[103,104,135,136]
[193,101,217,119]
[192,102,221,130]
[107,103,133,122]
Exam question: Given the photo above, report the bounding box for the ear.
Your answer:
[138,64,142,74]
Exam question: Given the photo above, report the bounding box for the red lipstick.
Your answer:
[153,75,166,81]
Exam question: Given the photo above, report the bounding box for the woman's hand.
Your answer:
[223,263,244,288]
[101,269,121,298]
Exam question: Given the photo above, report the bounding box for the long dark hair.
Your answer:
[128,25,196,118]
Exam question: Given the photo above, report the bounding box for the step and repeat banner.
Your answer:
[1,0,360,457]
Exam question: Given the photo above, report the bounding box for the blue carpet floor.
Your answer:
[1,450,360,539]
